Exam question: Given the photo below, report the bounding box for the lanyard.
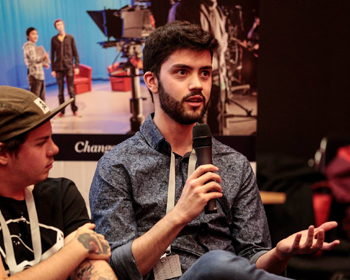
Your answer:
[0,186,42,275]
[164,150,197,256]
[166,150,197,214]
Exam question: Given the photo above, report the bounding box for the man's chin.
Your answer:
[176,114,204,125]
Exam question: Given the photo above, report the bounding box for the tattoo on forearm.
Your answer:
[74,261,117,280]
[77,233,110,255]
[75,261,93,279]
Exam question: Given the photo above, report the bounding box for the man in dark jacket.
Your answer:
[51,19,80,117]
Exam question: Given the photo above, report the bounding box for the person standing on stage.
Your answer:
[23,27,49,101]
[51,19,80,117]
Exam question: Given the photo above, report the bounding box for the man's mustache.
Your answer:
[182,91,206,103]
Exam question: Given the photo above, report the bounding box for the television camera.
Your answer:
[87,2,155,133]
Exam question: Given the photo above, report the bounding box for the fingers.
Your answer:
[317,221,338,232]
[73,223,112,261]
[312,229,324,250]
[291,233,302,251]
[301,225,338,252]
[87,253,111,261]
[188,165,222,188]
[189,164,220,181]
[96,233,106,240]
[86,237,111,261]
[280,223,341,258]
[96,236,112,254]
[174,164,223,222]
[321,240,340,251]
[300,226,325,252]
[77,232,111,258]
[201,180,223,195]
[186,174,222,197]
[79,223,96,231]
[301,226,315,249]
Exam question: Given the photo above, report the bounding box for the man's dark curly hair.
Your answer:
[143,20,219,82]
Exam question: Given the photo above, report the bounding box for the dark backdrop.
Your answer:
[257,1,350,161]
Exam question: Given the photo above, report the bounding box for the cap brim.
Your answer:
[34,98,74,127]
[49,98,74,119]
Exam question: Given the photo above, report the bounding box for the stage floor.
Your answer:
[46,80,257,136]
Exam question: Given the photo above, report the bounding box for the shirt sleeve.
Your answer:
[89,156,143,280]
[59,178,91,236]
[230,157,271,263]
[50,37,55,70]
[71,36,80,69]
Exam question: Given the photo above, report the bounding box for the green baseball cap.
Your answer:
[0,86,73,142]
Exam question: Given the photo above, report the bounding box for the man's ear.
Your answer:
[143,71,159,95]
[0,143,8,165]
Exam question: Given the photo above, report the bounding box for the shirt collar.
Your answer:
[139,113,172,155]
[139,113,220,158]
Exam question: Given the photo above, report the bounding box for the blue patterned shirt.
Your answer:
[90,114,271,280]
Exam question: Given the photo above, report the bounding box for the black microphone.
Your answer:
[192,123,217,214]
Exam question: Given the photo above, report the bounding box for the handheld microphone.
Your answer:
[192,124,217,214]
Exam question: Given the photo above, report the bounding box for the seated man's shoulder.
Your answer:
[213,138,248,161]
[212,138,253,175]
[100,134,147,160]
[35,177,78,196]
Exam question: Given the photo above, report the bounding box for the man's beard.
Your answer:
[158,80,208,125]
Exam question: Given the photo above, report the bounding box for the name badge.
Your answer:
[153,254,182,280]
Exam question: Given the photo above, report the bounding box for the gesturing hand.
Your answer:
[43,53,49,61]
[276,221,340,260]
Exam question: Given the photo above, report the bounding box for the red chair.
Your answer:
[73,64,92,94]
[108,63,131,92]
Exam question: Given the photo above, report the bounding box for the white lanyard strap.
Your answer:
[24,187,42,266]
[166,150,197,214]
[166,152,176,215]
[188,150,197,178]
[0,210,16,275]
[0,186,42,275]
[164,150,197,255]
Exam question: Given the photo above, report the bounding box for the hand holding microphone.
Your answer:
[192,124,219,214]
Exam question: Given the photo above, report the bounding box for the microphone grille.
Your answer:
[193,124,212,148]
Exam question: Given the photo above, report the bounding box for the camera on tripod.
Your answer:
[87,2,155,133]
[87,3,154,70]
[87,3,154,49]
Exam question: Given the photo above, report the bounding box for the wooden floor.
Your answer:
[45,80,257,136]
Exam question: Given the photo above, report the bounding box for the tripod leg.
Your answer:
[129,67,145,133]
